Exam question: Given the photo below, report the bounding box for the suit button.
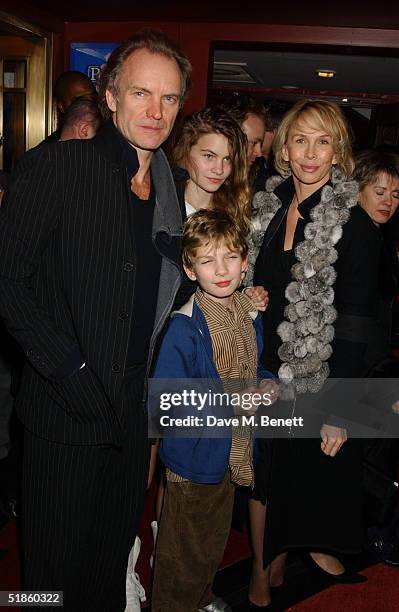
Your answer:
[123,262,134,272]
[112,363,121,373]
[119,312,129,320]
[112,167,119,174]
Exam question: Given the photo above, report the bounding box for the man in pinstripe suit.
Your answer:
[0,29,191,611]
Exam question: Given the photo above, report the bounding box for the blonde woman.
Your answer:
[247,100,368,608]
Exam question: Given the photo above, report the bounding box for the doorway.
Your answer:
[0,14,52,171]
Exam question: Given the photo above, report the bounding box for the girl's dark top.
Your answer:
[171,165,198,310]
[254,176,321,374]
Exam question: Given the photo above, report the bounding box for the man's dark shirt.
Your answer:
[120,133,162,366]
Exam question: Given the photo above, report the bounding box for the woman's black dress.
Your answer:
[253,176,398,565]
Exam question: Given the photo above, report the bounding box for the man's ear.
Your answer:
[77,121,89,140]
[183,264,197,282]
[105,89,117,113]
[241,255,248,274]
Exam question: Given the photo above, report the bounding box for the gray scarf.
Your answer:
[248,167,358,393]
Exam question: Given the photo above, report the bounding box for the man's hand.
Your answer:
[244,286,269,311]
[320,424,347,457]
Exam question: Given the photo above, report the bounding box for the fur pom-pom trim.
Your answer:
[284,304,299,322]
[285,281,301,303]
[276,167,358,393]
[278,362,294,383]
[277,320,297,342]
[247,166,358,394]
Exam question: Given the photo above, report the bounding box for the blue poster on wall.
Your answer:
[70,43,119,87]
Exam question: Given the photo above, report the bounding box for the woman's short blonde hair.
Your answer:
[273,99,354,178]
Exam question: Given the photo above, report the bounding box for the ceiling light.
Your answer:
[317,70,336,78]
[342,98,348,102]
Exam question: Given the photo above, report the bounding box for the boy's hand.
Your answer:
[244,285,269,311]
[234,379,279,416]
[258,378,279,405]
[234,385,259,416]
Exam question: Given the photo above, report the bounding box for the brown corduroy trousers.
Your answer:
[152,471,234,612]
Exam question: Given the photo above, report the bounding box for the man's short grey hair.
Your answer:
[97,28,192,119]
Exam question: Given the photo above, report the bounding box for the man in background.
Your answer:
[219,96,267,174]
[46,70,97,142]
[59,96,102,141]
[259,99,291,183]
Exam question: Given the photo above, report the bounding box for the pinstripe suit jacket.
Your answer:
[0,121,183,445]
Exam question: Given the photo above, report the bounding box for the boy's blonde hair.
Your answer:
[273,99,354,177]
[182,209,248,270]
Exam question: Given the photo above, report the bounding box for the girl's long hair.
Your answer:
[172,106,251,233]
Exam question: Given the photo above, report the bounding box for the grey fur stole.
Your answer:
[247,167,359,393]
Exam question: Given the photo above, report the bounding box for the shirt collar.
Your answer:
[92,119,140,180]
[195,288,254,330]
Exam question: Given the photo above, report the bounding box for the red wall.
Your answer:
[2,7,399,115]
[65,21,399,115]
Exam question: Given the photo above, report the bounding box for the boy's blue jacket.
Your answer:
[152,293,273,484]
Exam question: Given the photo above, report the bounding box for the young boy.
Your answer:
[151,209,275,612]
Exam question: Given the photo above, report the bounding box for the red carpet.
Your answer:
[0,478,250,610]
[2,487,399,611]
[0,520,21,612]
[289,563,399,611]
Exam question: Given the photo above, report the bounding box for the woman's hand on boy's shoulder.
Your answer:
[243,285,269,311]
